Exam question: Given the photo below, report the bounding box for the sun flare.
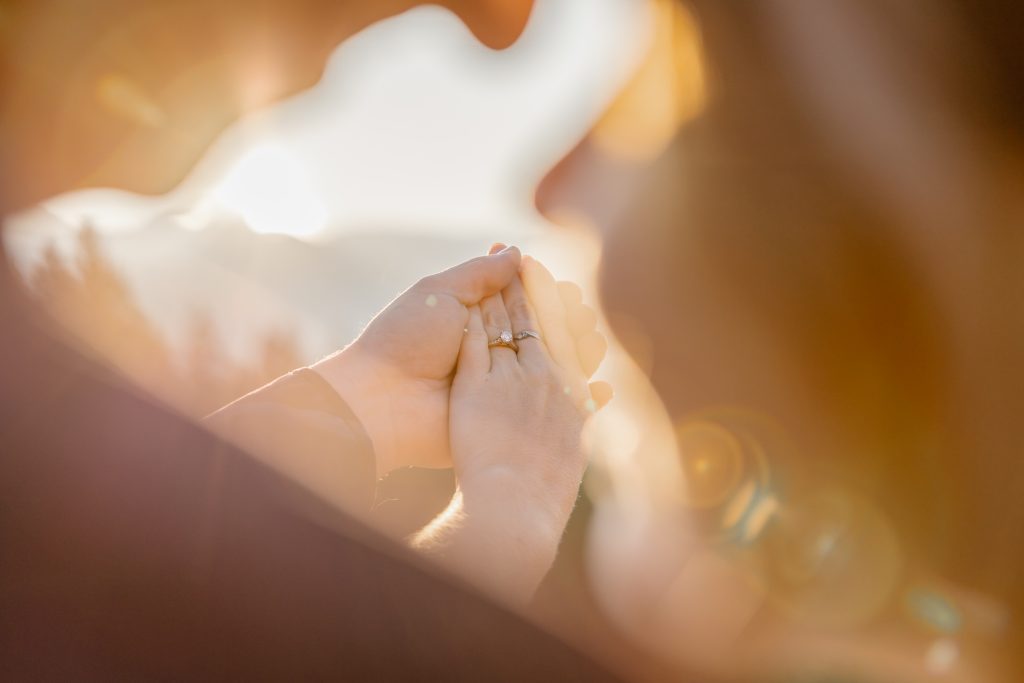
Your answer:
[213,144,328,237]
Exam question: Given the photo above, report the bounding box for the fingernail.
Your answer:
[489,242,506,255]
[499,245,517,254]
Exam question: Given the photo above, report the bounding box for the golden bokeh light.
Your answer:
[670,409,779,544]
[590,0,706,163]
[765,488,904,628]
[676,420,744,509]
[720,480,758,532]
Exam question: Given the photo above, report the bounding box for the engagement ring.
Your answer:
[488,330,518,351]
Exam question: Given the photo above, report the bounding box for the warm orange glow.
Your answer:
[95,74,167,129]
[766,489,904,628]
[590,0,706,162]
[676,420,744,508]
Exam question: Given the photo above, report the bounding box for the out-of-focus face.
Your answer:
[0,0,532,209]
[536,0,705,409]
[544,1,1023,679]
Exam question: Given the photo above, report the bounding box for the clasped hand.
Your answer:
[312,245,610,602]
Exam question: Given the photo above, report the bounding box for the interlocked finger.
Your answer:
[501,275,548,367]
[522,258,585,374]
[480,291,517,369]
[566,303,598,338]
[521,256,590,405]
[558,281,583,306]
[577,330,608,378]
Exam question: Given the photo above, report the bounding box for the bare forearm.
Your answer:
[203,368,378,517]
[411,486,567,607]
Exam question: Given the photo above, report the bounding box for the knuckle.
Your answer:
[414,274,438,292]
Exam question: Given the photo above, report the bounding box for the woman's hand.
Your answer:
[312,246,608,479]
[413,257,610,604]
[311,248,522,475]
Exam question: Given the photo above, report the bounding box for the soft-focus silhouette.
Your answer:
[535,1,1024,681]
[26,225,306,417]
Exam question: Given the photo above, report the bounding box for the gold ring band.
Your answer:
[488,330,518,352]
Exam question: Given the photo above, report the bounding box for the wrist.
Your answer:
[414,485,565,605]
[311,343,400,477]
[457,466,574,547]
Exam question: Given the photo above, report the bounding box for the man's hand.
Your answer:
[312,247,522,475]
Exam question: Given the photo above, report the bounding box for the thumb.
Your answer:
[431,246,521,304]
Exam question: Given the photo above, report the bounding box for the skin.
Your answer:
[309,244,609,602]
[414,256,600,604]
[312,247,610,478]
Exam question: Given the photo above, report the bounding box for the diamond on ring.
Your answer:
[488,330,518,351]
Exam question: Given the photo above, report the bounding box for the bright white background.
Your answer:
[5,0,650,361]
